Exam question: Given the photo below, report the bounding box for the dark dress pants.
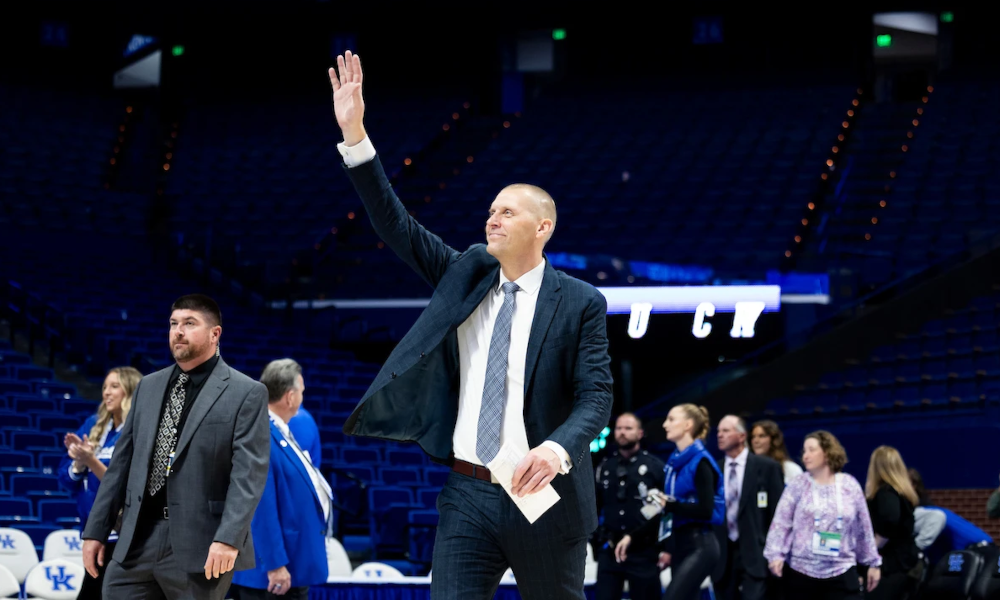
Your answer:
[664,526,720,600]
[430,471,588,600]
[103,518,234,600]
[595,545,662,600]
[782,565,863,600]
[717,538,768,600]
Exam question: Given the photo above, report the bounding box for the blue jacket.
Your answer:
[56,414,124,541]
[930,506,992,549]
[232,419,329,589]
[665,439,725,528]
[288,407,322,468]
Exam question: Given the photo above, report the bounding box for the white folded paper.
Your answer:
[487,442,561,524]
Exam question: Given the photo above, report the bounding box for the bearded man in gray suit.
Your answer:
[82,294,271,600]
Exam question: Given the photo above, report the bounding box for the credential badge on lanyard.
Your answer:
[658,466,676,541]
[810,474,844,557]
[166,425,181,478]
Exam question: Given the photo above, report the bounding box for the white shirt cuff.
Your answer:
[541,441,573,474]
[68,463,86,480]
[337,135,377,168]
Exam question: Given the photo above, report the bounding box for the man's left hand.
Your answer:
[204,542,238,580]
[267,566,292,595]
[511,446,560,497]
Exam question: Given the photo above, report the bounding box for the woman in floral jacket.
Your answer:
[764,430,882,599]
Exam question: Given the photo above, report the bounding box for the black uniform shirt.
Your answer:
[595,449,666,551]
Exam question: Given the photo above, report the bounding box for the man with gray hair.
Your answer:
[230,359,332,600]
[716,415,784,600]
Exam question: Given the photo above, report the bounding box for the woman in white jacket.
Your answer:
[750,419,803,484]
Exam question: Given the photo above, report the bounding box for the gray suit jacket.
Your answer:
[82,358,270,573]
[341,156,614,537]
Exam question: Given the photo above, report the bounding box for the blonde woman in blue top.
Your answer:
[58,366,142,599]
[615,404,726,599]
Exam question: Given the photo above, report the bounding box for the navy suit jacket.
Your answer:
[232,419,328,589]
[341,155,614,536]
[714,452,785,580]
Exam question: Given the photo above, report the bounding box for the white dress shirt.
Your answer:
[337,136,572,474]
[725,446,749,541]
[270,410,332,521]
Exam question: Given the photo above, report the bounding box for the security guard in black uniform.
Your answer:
[593,413,666,600]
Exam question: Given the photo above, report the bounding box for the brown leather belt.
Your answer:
[452,458,493,482]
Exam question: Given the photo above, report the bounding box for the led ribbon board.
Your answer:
[597,285,781,340]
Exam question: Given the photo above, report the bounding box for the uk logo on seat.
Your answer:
[0,534,14,549]
[45,565,77,591]
[948,553,964,573]
[64,536,82,551]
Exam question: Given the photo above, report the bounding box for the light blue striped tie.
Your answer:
[476,281,520,465]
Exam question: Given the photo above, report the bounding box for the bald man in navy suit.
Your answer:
[329,51,613,600]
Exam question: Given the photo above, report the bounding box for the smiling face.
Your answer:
[485,186,554,262]
[751,426,772,455]
[102,371,126,416]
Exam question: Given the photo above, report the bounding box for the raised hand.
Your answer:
[69,435,96,463]
[328,50,366,146]
[64,432,83,450]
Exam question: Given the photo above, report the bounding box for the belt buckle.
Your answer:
[163,507,169,520]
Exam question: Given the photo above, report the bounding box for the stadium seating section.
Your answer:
[0,84,149,235]
[765,285,1000,418]
[812,80,1000,287]
[403,86,855,277]
[165,94,467,296]
[160,84,857,294]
